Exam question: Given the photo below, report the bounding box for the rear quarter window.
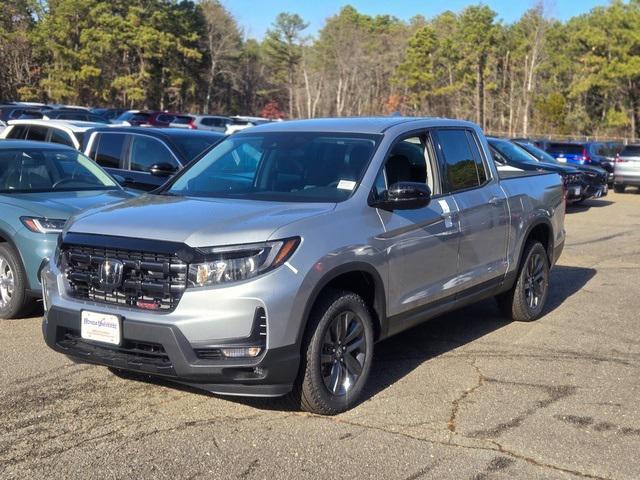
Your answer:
[547,143,583,155]
[621,145,640,156]
[6,125,28,139]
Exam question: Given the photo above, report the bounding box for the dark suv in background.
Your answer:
[83,127,224,190]
[546,142,618,184]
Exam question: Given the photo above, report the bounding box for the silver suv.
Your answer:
[613,144,640,192]
[42,117,565,414]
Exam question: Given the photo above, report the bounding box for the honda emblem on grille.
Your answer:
[99,259,124,290]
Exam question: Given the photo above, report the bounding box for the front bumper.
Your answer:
[43,305,299,396]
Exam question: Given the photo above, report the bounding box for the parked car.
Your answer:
[187,115,233,133]
[545,141,614,182]
[113,110,179,127]
[168,115,197,129]
[0,119,105,150]
[42,117,565,414]
[90,108,127,122]
[0,140,134,318]
[513,140,609,201]
[0,104,50,123]
[43,109,111,124]
[613,144,640,193]
[83,127,224,191]
[488,137,587,203]
[225,116,272,134]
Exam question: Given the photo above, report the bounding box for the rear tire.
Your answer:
[497,241,550,322]
[614,184,625,193]
[0,243,31,319]
[290,289,374,415]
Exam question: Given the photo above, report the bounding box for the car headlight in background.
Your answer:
[188,237,300,287]
[20,217,67,234]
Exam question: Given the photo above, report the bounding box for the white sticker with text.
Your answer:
[337,180,356,191]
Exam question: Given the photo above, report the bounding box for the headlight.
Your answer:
[188,237,300,287]
[20,217,67,234]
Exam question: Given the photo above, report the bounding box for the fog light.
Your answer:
[220,347,262,358]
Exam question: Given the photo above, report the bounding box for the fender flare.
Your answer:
[0,226,31,285]
[519,217,554,266]
[297,261,388,345]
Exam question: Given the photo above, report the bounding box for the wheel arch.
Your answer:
[520,218,554,267]
[298,262,388,345]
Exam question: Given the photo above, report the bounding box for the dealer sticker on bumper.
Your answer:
[81,310,121,345]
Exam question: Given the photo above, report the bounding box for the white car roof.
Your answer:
[7,119,105,132]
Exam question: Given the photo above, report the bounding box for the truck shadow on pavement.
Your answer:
[567,199,613,212]
[110,265,596,412]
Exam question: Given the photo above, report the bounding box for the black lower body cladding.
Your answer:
[43,306,300,397]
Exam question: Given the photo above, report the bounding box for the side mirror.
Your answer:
[371,182,431,211]
[149,163,178,177]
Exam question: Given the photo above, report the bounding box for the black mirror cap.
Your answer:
[371,182,431,211]
[149,163,178,177]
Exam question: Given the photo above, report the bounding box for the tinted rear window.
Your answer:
[171,116,193,125]
[547,143,583,155]
[620,145,640,156]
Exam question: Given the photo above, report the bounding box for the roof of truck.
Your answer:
[245,116,478,134]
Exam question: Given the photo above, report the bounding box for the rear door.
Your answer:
[433,128,509,294]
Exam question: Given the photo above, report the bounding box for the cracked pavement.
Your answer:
[1,192,640,479]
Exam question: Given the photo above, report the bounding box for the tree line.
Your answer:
[2,0,640,139]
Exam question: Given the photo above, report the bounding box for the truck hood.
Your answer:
[67,194,336,247]
[4,190,134,219]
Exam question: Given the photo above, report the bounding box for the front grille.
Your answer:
[56,327,175,375]
[62,244,187,311]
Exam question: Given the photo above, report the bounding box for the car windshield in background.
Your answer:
[0,148,118,193]
[620,145,640,156]
[516,142,558,163]
[490,140,537,164]
[171,135,222,161]
[115,112,151,123]
[547,143,583,155]
[166,132,380,202]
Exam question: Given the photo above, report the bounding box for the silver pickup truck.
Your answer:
[42,117,565,415]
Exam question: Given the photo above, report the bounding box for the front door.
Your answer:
[372,133,461,331]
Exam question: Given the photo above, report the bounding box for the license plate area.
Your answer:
[81,310,121,346]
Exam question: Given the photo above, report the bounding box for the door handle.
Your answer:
[488,196,501,206]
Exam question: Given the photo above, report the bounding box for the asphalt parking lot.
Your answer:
[1,192,639,480]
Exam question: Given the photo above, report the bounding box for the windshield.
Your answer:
[115,111,150,123]
[489,140,537,165]
[165,132,380,202]
[171,135,222,161]
[0,148,118,193]
[547,143,583,155]
[516,142,557,163]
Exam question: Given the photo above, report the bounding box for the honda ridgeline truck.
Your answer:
[42,118,565,414]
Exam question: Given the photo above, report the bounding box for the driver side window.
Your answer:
[374,135,437,198]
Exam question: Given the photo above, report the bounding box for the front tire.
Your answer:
[497,241,550,322]
[292,289,374,415]
[614,184,625,193]
[0,243,31,319]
